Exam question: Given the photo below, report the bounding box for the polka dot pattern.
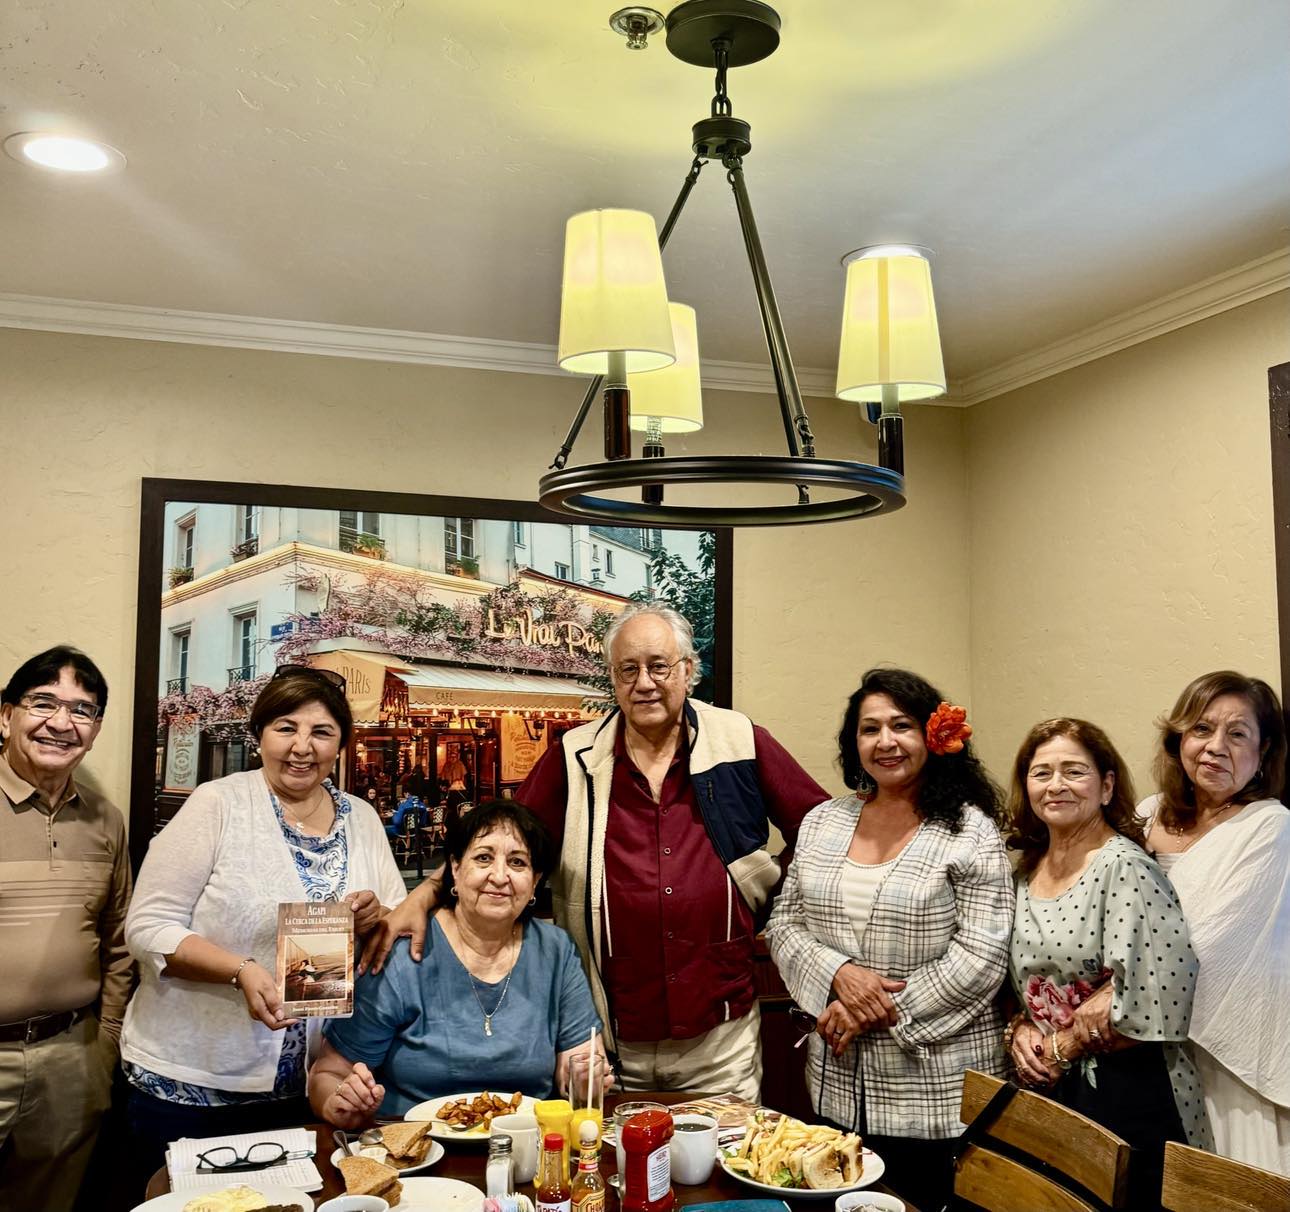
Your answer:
[1010,834,1210,1148]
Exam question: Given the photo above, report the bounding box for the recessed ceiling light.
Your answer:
[3,132,125,173]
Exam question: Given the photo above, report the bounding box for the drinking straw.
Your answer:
[586,1025,595,1111]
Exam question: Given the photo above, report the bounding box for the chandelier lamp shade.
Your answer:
[629,300,705,506]
[629,302,704,434]
[556,209,676,376]
[836,246,946,404]
[539,0,942,526]
[835,245,947,476]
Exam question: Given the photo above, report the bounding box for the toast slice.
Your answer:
[338,1153,400,1199]
[380,1119,432,1160]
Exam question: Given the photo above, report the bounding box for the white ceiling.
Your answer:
[1,0,1287,389]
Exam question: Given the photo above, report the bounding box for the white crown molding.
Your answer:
[2,247,1285,408]
[0,291,837,399]
[948,248,1290,407]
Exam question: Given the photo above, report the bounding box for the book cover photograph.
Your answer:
[275,901,354,1018]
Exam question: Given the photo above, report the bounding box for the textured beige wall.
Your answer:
[0,327,970,815]
[5,290,1280,820]
[965,291,1288,792]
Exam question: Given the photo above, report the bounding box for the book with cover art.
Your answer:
[275,901,354,1018]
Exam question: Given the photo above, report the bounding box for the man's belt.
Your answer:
[0,1005,90,1044]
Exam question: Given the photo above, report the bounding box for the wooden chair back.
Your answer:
[1161,1141,1290,1212]
[956,1069,1131,1208]
[956,1143,1098,1212]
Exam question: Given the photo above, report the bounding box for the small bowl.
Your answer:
[835,1194,905,1212]
[317,1196,390,1212]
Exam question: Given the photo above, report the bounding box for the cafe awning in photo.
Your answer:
[391,665,606,712]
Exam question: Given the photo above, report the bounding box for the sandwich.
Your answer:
[338,1153,403,1206]
[379,1119,433,1167]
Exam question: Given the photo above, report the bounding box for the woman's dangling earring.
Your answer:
[528,895,537,906]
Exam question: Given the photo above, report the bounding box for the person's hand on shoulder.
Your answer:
[358,871,441,974]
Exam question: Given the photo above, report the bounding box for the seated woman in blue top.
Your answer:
[309,799,608,1126]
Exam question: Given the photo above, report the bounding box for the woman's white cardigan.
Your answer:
[121,770,407,1093]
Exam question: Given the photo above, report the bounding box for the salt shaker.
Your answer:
[487,1133,515,1197]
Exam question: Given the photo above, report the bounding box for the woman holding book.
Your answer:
[120,667,406,1176]
[310,799,610,1126]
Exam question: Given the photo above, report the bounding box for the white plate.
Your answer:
[389,1176,483,1211]
[717,1147,886,1200]
[403,1092,538,1143]
[131,1184,315,1211]
[328,1137,444,1176]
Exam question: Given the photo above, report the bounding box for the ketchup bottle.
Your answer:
[535,1131,572,1212]
[620,1108,675,1212]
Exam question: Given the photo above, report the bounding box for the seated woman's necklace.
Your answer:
[468,928,519,1037]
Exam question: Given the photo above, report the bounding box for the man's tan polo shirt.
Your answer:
[0,751,133,1032]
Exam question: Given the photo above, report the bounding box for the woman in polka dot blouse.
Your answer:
[1004,718,1211,1207]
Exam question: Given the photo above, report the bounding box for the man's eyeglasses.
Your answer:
[272,664,346,691]
[194,1142,313,1173]
[18,693,102,724]
[788,1005,818,1049]
[610,658,687,685]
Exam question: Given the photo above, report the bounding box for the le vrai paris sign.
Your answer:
[484,607,602,659]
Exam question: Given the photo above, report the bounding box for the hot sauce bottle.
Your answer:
[535,1131,572,1212]
[570,1118,606,1211]
[620,1108,675,1212]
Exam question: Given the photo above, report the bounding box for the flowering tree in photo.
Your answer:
[156,564,621,736]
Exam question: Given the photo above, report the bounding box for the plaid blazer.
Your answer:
[765,794,1013,1138]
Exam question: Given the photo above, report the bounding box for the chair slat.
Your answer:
[1161,1141,1290,1212]
[960,1068,1130,1206]
[956,1144,1097,1212]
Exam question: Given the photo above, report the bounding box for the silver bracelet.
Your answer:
[230,956,256,986]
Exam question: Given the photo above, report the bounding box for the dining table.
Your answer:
[144,1090,920,1211]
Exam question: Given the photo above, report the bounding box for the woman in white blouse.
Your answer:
[120,667,406,1179]
[766,667,1013,1212]
[1139,671,1290,1174]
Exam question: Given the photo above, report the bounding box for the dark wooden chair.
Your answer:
[954,1069,1131,1211]
[1160,1140,1290,1212]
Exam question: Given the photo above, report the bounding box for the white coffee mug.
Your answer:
[491,1111,541,1183]
[317,1197,390,1212]
[669,1112,718,1185]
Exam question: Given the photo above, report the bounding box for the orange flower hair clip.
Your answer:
[926,702,972,755]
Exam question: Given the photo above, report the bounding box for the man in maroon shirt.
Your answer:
[369,602,826,1097]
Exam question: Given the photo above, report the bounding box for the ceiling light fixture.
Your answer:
[540,1,946,527]
[3,132,125,173]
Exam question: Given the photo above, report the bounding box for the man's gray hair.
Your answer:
[603,600,702,692]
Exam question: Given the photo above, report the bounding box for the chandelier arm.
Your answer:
[547,155,707,472]
[725,162,799,458]
[725,158,819,509]
[549,375,605,471]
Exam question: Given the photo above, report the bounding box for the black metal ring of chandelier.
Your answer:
[539,455,905,528]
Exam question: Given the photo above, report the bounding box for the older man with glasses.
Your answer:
[371,601,826,1099]
[0,645,133,1211]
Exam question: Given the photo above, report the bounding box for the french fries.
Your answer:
[433,1090,522,1132]
[724,1115,863,1189]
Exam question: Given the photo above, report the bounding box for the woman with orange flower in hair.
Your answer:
[766,668,1013,1211]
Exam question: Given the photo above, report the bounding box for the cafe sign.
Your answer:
[485,607,602,658]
